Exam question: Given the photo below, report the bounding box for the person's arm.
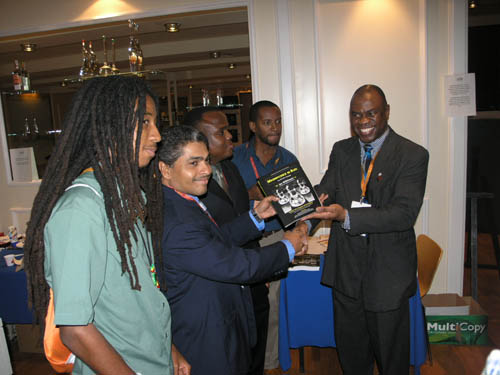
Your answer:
[172,343,191,375]
[248,184,264,200]
[162,218,290,285]
[60,324,135,375]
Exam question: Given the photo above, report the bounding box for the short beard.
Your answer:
[257,133,280,147]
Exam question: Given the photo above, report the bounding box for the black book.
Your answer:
[257,162,320,228]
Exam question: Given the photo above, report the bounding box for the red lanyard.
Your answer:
[171,187,218,227]
[360,153,378,201]
[250,156,260,179]
[249,155,281,180]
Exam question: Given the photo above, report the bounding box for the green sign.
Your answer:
[427,315,488,345]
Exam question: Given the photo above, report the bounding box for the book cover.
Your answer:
[257,162,320,227]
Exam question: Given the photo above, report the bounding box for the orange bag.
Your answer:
[44,288,75,373]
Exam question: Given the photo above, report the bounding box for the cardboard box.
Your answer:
[424,293,470,315]
[15,324,43,353]
[423,294,488,345]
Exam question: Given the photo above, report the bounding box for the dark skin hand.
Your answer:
[301,193,347,222]
[253,195,279,219]
[172,343,191,375]
[283,229,308,256]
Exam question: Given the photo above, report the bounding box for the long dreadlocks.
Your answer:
[24,76,164,326]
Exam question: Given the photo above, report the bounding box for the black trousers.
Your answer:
[333,290,410,375]
[248,283,270,375]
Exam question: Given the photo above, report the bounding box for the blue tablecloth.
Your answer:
[0,249,34,324]
[279,256,427,374]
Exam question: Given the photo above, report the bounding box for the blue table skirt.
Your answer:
[0,249,34,324]
[278,256,427,374]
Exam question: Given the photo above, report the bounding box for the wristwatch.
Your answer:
[250,208,264,223]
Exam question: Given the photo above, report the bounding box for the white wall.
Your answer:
[0,0,466,294]
[273,0,466,294]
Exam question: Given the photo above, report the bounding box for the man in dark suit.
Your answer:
[304,84,429,375]
[158,125,307,375]
[185,106,286,375]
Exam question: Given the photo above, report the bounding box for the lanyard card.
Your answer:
[351,200,371,208]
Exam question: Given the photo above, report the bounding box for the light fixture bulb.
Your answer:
[165,23,181,33]
[469,0,476,9]
[21,43,37,52]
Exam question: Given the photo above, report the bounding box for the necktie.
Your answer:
[364,144,373,177]
[212,164,229,193]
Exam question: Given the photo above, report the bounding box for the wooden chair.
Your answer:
[417,234,443,364]
[417,234,443,297]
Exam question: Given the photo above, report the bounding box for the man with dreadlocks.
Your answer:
[24,76,189,375]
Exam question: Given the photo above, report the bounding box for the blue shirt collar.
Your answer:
[359,126,390,156]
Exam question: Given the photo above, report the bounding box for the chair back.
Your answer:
[417,234,443,297]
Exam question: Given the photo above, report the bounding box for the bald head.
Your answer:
[351,84,388,107]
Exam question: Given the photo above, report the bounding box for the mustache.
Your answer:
[194,174,211,181]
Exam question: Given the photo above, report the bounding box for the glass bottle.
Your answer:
[79,39,90,77]
[12,60,22,91]
[32,116,39,134]
[111,38,119,74]
[88,41,98,75]
[23,117,31,137]
[21,62,31,91]
[128,36,138,72]
[99,35,113,76]
[135,39,143,72]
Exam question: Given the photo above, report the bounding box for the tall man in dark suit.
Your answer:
[158,125,308,375]
[304,84,429,375]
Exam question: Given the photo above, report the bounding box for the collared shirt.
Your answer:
[343,127,390,230]
[44,172,173,375]
[232,138,298,232]
[359,127,390,170]
[189,192,296,261]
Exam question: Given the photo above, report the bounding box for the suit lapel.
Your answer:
[367,128,398,201]
[343,138,363,203]
[208,177,232,203]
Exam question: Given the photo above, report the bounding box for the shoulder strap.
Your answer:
[65,183,102,199]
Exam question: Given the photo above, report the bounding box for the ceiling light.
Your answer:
[245,74,251,79]
[209,51,221,59]
[164,23,181,33]
[21,43,37,52]
[188,85,193,89]
[228,63,236,70]
[469,0,476,9]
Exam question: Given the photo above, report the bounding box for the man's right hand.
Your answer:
[283,229,308,257]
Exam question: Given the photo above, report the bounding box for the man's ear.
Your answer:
[384,104,390,122]
[158,161,171,180]
[249,121,256,133]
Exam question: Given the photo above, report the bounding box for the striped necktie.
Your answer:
[364,144,373,177]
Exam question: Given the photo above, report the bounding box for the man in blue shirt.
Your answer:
[232,100,299,370]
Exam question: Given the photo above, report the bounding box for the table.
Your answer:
[279,257,427,374]
[0,249,33,324]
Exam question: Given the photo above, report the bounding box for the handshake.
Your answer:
[253,196,309,257]
[284,221,309,257]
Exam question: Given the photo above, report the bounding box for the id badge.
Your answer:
[351,200,371,208]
